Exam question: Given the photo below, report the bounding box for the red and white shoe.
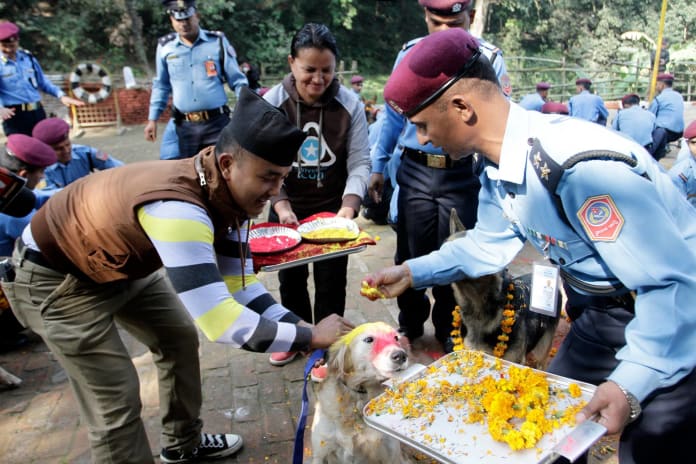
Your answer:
[268,351,298,366]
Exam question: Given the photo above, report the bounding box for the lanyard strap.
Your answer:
[292,349,326,464]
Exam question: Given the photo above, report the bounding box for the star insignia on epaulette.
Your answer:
[533,152,542,168]
[539,162,551,180]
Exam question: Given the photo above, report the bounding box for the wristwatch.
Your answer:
[614,381,642,423]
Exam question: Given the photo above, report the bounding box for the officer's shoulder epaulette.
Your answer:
[477,37,502,56]
[20,48,33,57]
[207,30,226,38]
[401,37,422,52]
[158,32,177,46]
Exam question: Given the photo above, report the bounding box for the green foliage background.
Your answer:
[1,0,694,97]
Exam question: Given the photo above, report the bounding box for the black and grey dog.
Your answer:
[447,209,561,369]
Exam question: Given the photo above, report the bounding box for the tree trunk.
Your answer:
[123,0,153,79]
[471,0,493,37]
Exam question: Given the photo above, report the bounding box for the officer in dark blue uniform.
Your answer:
[0,22,84,136]
[144,0,248,158]
[369,0,511,350]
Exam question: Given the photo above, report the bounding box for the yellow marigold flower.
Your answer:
[568,383,582,398]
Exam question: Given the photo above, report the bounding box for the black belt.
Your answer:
[173,105,229,123]
[403,147,460,169]
[18,238,57,271]
[563,283,635,320]
[7,101,42,112]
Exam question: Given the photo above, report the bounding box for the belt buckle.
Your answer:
[426,154,447,169]
[187,112,203,122]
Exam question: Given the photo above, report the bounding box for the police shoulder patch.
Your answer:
[577,194,624,241]
[158,32,177,46]
[95,150,108,161]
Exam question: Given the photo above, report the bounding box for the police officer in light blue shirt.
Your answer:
[568,77,608,126]
[669,121,696,208]
[0,22,84,136]
[518,81,549,112]
[32,118,123,189]
[366,28,696,463]
[144,0,248,159]
[648,72,684,160]
[611,93,655,150]
[368,0,512,350]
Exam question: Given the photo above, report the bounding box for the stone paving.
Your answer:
[0,113,690,463]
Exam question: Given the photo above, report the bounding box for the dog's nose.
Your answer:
[391,350,407,365]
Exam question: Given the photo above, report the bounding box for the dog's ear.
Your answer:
[328,340,353,380]
[449,208,467,235]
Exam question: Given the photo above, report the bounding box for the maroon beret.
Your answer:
[621,93,640,107]
[418,0,472,15]
[350,75,364,84]
[541,102,569,115]
[684,121,696,140]
[575,78,592,86]
[657,72,674,82]
[32,118,71,145]
[384,28,481,117]
[6,134,57,168]
[0,22,19,41]
[536,82,551,91]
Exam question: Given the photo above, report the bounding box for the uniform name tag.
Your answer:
[205,60,217,77]
[530,262,560,316]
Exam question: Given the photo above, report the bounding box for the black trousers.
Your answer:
[268,209,348,324]
[548,289,696,464]
[394,154,480,344]
[174,113,230,158]
[2,107,46,136]
[650,126,682,160]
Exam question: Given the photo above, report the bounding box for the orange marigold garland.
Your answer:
[493,283,517,358]
[451,306,466,351]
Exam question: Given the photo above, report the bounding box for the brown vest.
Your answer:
[31,147,249,283]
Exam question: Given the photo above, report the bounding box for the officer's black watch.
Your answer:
[615,382,642,423]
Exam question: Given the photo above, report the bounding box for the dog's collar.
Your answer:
[340,379,368,394]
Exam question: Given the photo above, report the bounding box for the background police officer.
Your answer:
[368,0,511,351]
[0,22,84,136]
[611,93,655,152]
[518,81,550,112]
[649,72,684,160]
[144,0,248,158]
[568,77,609,126]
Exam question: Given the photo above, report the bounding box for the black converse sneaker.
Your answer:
[160,432,243,463]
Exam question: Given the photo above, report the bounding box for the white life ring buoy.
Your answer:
[69,63,112,104]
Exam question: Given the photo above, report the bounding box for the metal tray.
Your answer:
[258,245,367,272]
[363,350,597,464]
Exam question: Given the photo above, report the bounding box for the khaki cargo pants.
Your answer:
[2,246,203,463]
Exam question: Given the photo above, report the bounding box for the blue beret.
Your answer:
[536,82,551,90]
[0,22,19,41]
[32,118,70,145]
[162,0,196,19]
[6,134,57,168]
[227,87,306,167]
[384,28,481,117]
[418,0,472,15]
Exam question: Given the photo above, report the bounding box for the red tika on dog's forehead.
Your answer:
[340,322,399,356]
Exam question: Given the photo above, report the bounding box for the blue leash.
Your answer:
[292,349,326,464]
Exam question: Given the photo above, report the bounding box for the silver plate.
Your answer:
[258,245,367,272]
[248,226,302,254]
[297,217,360,243]
[363,350,598,464]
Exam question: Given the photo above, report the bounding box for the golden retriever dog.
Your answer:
[310,321,413,464]
[448,209,560,369]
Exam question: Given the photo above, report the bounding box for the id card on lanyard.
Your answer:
[530,262,560,317]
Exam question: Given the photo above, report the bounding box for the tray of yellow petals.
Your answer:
[297,217,360,243]
[363,350,596,464]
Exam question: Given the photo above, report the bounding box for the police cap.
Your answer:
[6,134,57,168]
[418,0,472,16]
[162,0,196,20]
[684,121,696,140]
[536,82,551,91]
[225,87,306,167]
[575,77,592,86]
[384,28,481,118]
[350,75,364,85]
[657,72,674,83]
[32,118,71,146]
[541,102,569,115]
[621,94,640,108]
[0,22,19,41]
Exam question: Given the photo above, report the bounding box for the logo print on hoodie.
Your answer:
[296,121,337,179]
